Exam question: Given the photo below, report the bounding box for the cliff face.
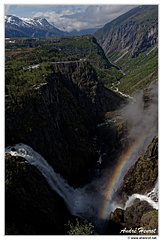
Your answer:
[117,136,158,198]
[108,136,158,234]
[94,5,158,58]
[94,5,158,95]
[5,60,124,186]
[5,153,73,234]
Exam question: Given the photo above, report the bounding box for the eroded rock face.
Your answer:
[94,5,158,59]
[5,153,73,235]
[117,136,158,198]
[5,60,124,186]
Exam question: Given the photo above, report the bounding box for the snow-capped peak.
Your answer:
[5,15,65,38]
[5,15,23,25]
[5,15,53,29]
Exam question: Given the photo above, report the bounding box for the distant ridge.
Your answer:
[5,15,99,38]
[5,15,66,38]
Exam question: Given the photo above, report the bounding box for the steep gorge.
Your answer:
[5,5,158,235]
[5,60,124,186]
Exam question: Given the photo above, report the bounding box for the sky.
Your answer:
[5,4,137,32]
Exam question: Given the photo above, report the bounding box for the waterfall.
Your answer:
[5,143,101,220]
[121,181,158,211]
[5,143,76,214]
[103,181,158,218]
[5,143,158,221]
[147,181,158,202]
[124,193,158,210]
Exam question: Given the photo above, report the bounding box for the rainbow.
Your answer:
[99,126,157,219]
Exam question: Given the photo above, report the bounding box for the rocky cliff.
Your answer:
[94,5,158,59]
[117,136,158,199]
[5,153,74,234]
[107,136,158,234]
[94,5,158,95]
[5,60,124,186]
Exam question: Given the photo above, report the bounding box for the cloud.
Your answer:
[34,10,87,32]
[63,5,136,24]
[33,5,137,32]
[5,5,11,14]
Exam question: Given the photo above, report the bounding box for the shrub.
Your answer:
[66,218,97,235]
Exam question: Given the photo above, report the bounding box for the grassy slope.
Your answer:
[94,5,158,94]
[111,45,158,94]
[5,36,122,107]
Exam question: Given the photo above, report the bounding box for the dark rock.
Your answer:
[110,208,124,225]
[116,136,158,199]
[5,60,124,186]
[5,153,74,235]
[123,200,153,228]
[108,200,156,234]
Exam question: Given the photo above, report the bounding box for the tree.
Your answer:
[66,218,97,235]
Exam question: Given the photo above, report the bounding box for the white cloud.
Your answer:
[34,5,137,32]
[34,10,89,32]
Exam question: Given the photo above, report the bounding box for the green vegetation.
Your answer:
[5,38,76,108]
[53,35,111,69]
[66,218,97,235]
[96,67,123,89]
[107,45,158,94]
[6,62,55,108]
[5,36,120,108]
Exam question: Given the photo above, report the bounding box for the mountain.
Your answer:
[5,15,66,38]
[5,15,99,38]
[5,7,158,234]
[94,5,158,94]
[94,5,158,58]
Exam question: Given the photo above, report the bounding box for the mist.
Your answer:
[93,82,158,219]
[119,83,158,154]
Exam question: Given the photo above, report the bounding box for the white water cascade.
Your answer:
[5,143,101,220]
[124,182,158,210]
